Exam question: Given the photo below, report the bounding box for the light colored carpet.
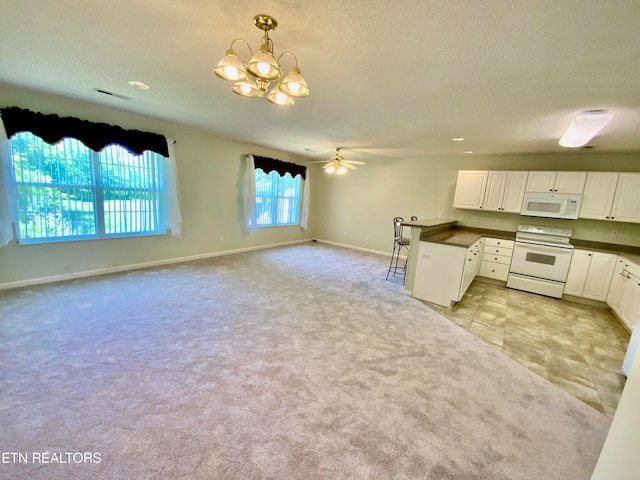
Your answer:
[0,243,610,479]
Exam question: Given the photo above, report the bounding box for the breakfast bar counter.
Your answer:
[400,218,456,295]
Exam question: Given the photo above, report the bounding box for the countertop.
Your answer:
[420,226,515,248]
[421,229,483,248]
[401,218,457,228]
[420,226,640,266]
[571,239,640,265]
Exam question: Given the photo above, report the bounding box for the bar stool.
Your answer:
[386,216,411,280]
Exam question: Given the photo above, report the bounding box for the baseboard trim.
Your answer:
[314,238,400,259]
[0,239,313,291]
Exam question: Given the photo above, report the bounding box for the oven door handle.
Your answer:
[515,242,573,255]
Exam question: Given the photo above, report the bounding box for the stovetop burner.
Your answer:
[515,224,573,249]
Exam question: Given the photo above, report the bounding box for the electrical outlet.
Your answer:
[219,235,224,241]
[459,215,464,221]
[365,235,369,241]
[473,216,478,222]
[437,212,442,218]
[496,218,501,224]
[611,230,618,237]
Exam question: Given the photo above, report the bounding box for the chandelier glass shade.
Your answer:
[214,14,310,106]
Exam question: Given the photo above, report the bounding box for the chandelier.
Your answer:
[214,14,310,106]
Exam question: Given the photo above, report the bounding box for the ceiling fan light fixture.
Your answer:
[214,14,309,106]
[309,148,365,175]
[214,49,247,81]
[559,110,613,148]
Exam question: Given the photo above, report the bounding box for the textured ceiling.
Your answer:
[1,0,640,163]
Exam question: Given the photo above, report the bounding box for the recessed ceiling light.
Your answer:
[128,80,150,90]
[452,137,464,142]
[464,151,474,154]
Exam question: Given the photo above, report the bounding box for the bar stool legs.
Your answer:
[386,240,409,280]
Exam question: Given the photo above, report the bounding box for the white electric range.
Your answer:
[507,225,574,298]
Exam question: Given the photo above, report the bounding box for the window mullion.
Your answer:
[91,150,105,237]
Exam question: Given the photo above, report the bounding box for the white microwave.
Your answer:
[520,192,582,219]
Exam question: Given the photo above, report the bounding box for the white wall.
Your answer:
[3,83,640,288]
[312,154,640,254]
[590,347,640,480]
[0,84,313,287]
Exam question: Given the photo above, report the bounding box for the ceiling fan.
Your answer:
[307,147,366,175]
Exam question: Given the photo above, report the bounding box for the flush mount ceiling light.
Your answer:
[559,110,613,148]
[214,14,309,107]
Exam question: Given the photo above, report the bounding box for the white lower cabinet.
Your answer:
[479,238,514,281]
[606,257,640,331]
[413,238,483,308]
[564,250,617,301]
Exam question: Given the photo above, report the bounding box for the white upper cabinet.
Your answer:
[482,171,528,213]
[525,171,556,192]
[610,173,640,223]
[526,171,587,194]
[579,172,619,220]
[581,172,640,223]
[453,171,488,210]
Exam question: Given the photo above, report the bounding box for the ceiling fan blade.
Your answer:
[321,163,334,169]
[342,163,358,170]
[307,160,330,163]
[343,160,366,165]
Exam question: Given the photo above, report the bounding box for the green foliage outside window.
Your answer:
[8,132,164,243]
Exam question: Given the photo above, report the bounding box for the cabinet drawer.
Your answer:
[479,261,510,281]
[484,246,513,257]
[482,254,512,265]
[484,238,515,249]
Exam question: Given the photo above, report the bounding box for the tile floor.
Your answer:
[428,280,630,417]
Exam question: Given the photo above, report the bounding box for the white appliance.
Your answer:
[623,315,640,376]
[507,225,574,298]
[520,192,582,219]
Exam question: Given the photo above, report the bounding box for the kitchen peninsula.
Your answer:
[400,218,457,295]
[403,221,515,307]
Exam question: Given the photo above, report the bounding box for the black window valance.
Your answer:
[253,155,306,180]
[0,106,169,157]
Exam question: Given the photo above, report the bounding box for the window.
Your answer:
[254,168,301,227]
[8,131,165,243]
